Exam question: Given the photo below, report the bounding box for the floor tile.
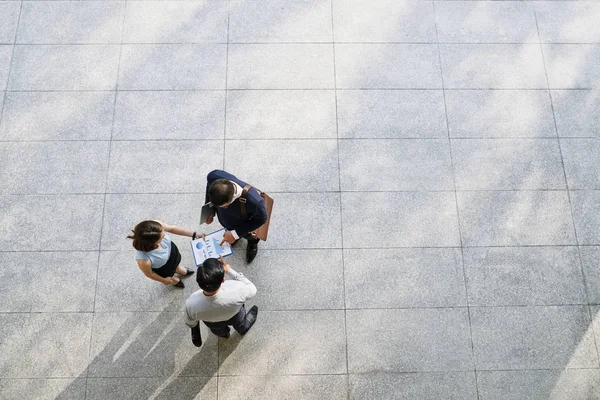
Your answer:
[349,372,477,400]
[0,379,86,400]
[106,140,223,193]
[224,139,339,192]
[123,1,228,43]
[0,46,10,91]
[445,90,556,138]
[344,248,467,308]
[86,377,217,400]
[261,192,342,249]
[477,369,600,400]
[435,1,538,43]
[440,44,547,88]
[229,0,332,43]
[228,249,344,310]
[0,2,20,44]
[346,308,473,372]
[457,190,576,246]
[336,89,447,138]
[8,45,120,90]
[0,194,104,251]
[561,138,600,189]
[471,305,599,369]
[335,44,442,88]
[95,250,199,312]
[101,193,203,251]
[0,251,98,312]
[571,190,600,245]
[340,139,454,190]
[463,246,586,306]
[119,44,227,89]
[580,246,600,304]
[0,313,92,378]
[17,2,125,44]
[552,89,600,137]
[228,44,334,89]
[342,191,460,247]
[544,44,600,88]
[219,310,346,375]
[113,91,225,140]
[226,90,337,139]
[88,312,218,377]
[0,141,110,194]
[333,0,436,42]
[219,375,347,400]
[0,91,114,141]
[451,139,565,190]
[536,1,600,43]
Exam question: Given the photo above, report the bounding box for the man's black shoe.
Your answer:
[174,278,184,288]
[184,268,195,276]
[241,306,258,335]
[191,324,202,347]
[246,241,258,263]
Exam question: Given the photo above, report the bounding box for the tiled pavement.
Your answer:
[0,0,599,399]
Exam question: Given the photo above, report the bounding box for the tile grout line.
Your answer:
[0,1,23,145]
[4,189,600,196]
[222,10,230,172]
[2,88,598,93]
[0,136,597,144]
[217,5,231,395]
[7,41,600,45]
[432,2,480,398]
[330,2,350,397]
[1,304,599,315]
[85,3,128,398]
[534,5,600,367]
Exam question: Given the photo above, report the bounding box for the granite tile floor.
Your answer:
[0,0,599,399]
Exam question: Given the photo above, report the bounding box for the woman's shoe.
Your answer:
[184,268,195,276]
[174,278,184,288]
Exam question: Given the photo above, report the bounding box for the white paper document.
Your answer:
[190,229,234,266]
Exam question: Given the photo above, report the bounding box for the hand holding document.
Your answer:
[191,229,233,266]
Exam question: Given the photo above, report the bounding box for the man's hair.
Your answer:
[196,258,224,292]
[209,179,235,206]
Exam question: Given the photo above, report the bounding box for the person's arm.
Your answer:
[156,220,193,237]
[184,302,200,328]
[220,257,257,301]
[137,259,177,285]
[233,194,268,238]
[184,302,203,347]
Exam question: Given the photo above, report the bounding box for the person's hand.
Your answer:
[191,324,202,347]
[165,277,178,285]
[220,231,235,245]
[206,216,214,224]
[219,256,231,274]
[199,233,206,240]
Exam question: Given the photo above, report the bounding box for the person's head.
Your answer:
[127,220,164,252]
[196,258,225,292]
[209,179,235,207]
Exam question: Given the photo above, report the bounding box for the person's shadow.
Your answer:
[55,298,241,400]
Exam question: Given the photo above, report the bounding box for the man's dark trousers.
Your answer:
[203,305,251,337]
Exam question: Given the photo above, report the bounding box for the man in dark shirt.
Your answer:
[205,170,268,263]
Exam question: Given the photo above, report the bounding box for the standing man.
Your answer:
[205,170,268,263]
[185,256,258,346]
